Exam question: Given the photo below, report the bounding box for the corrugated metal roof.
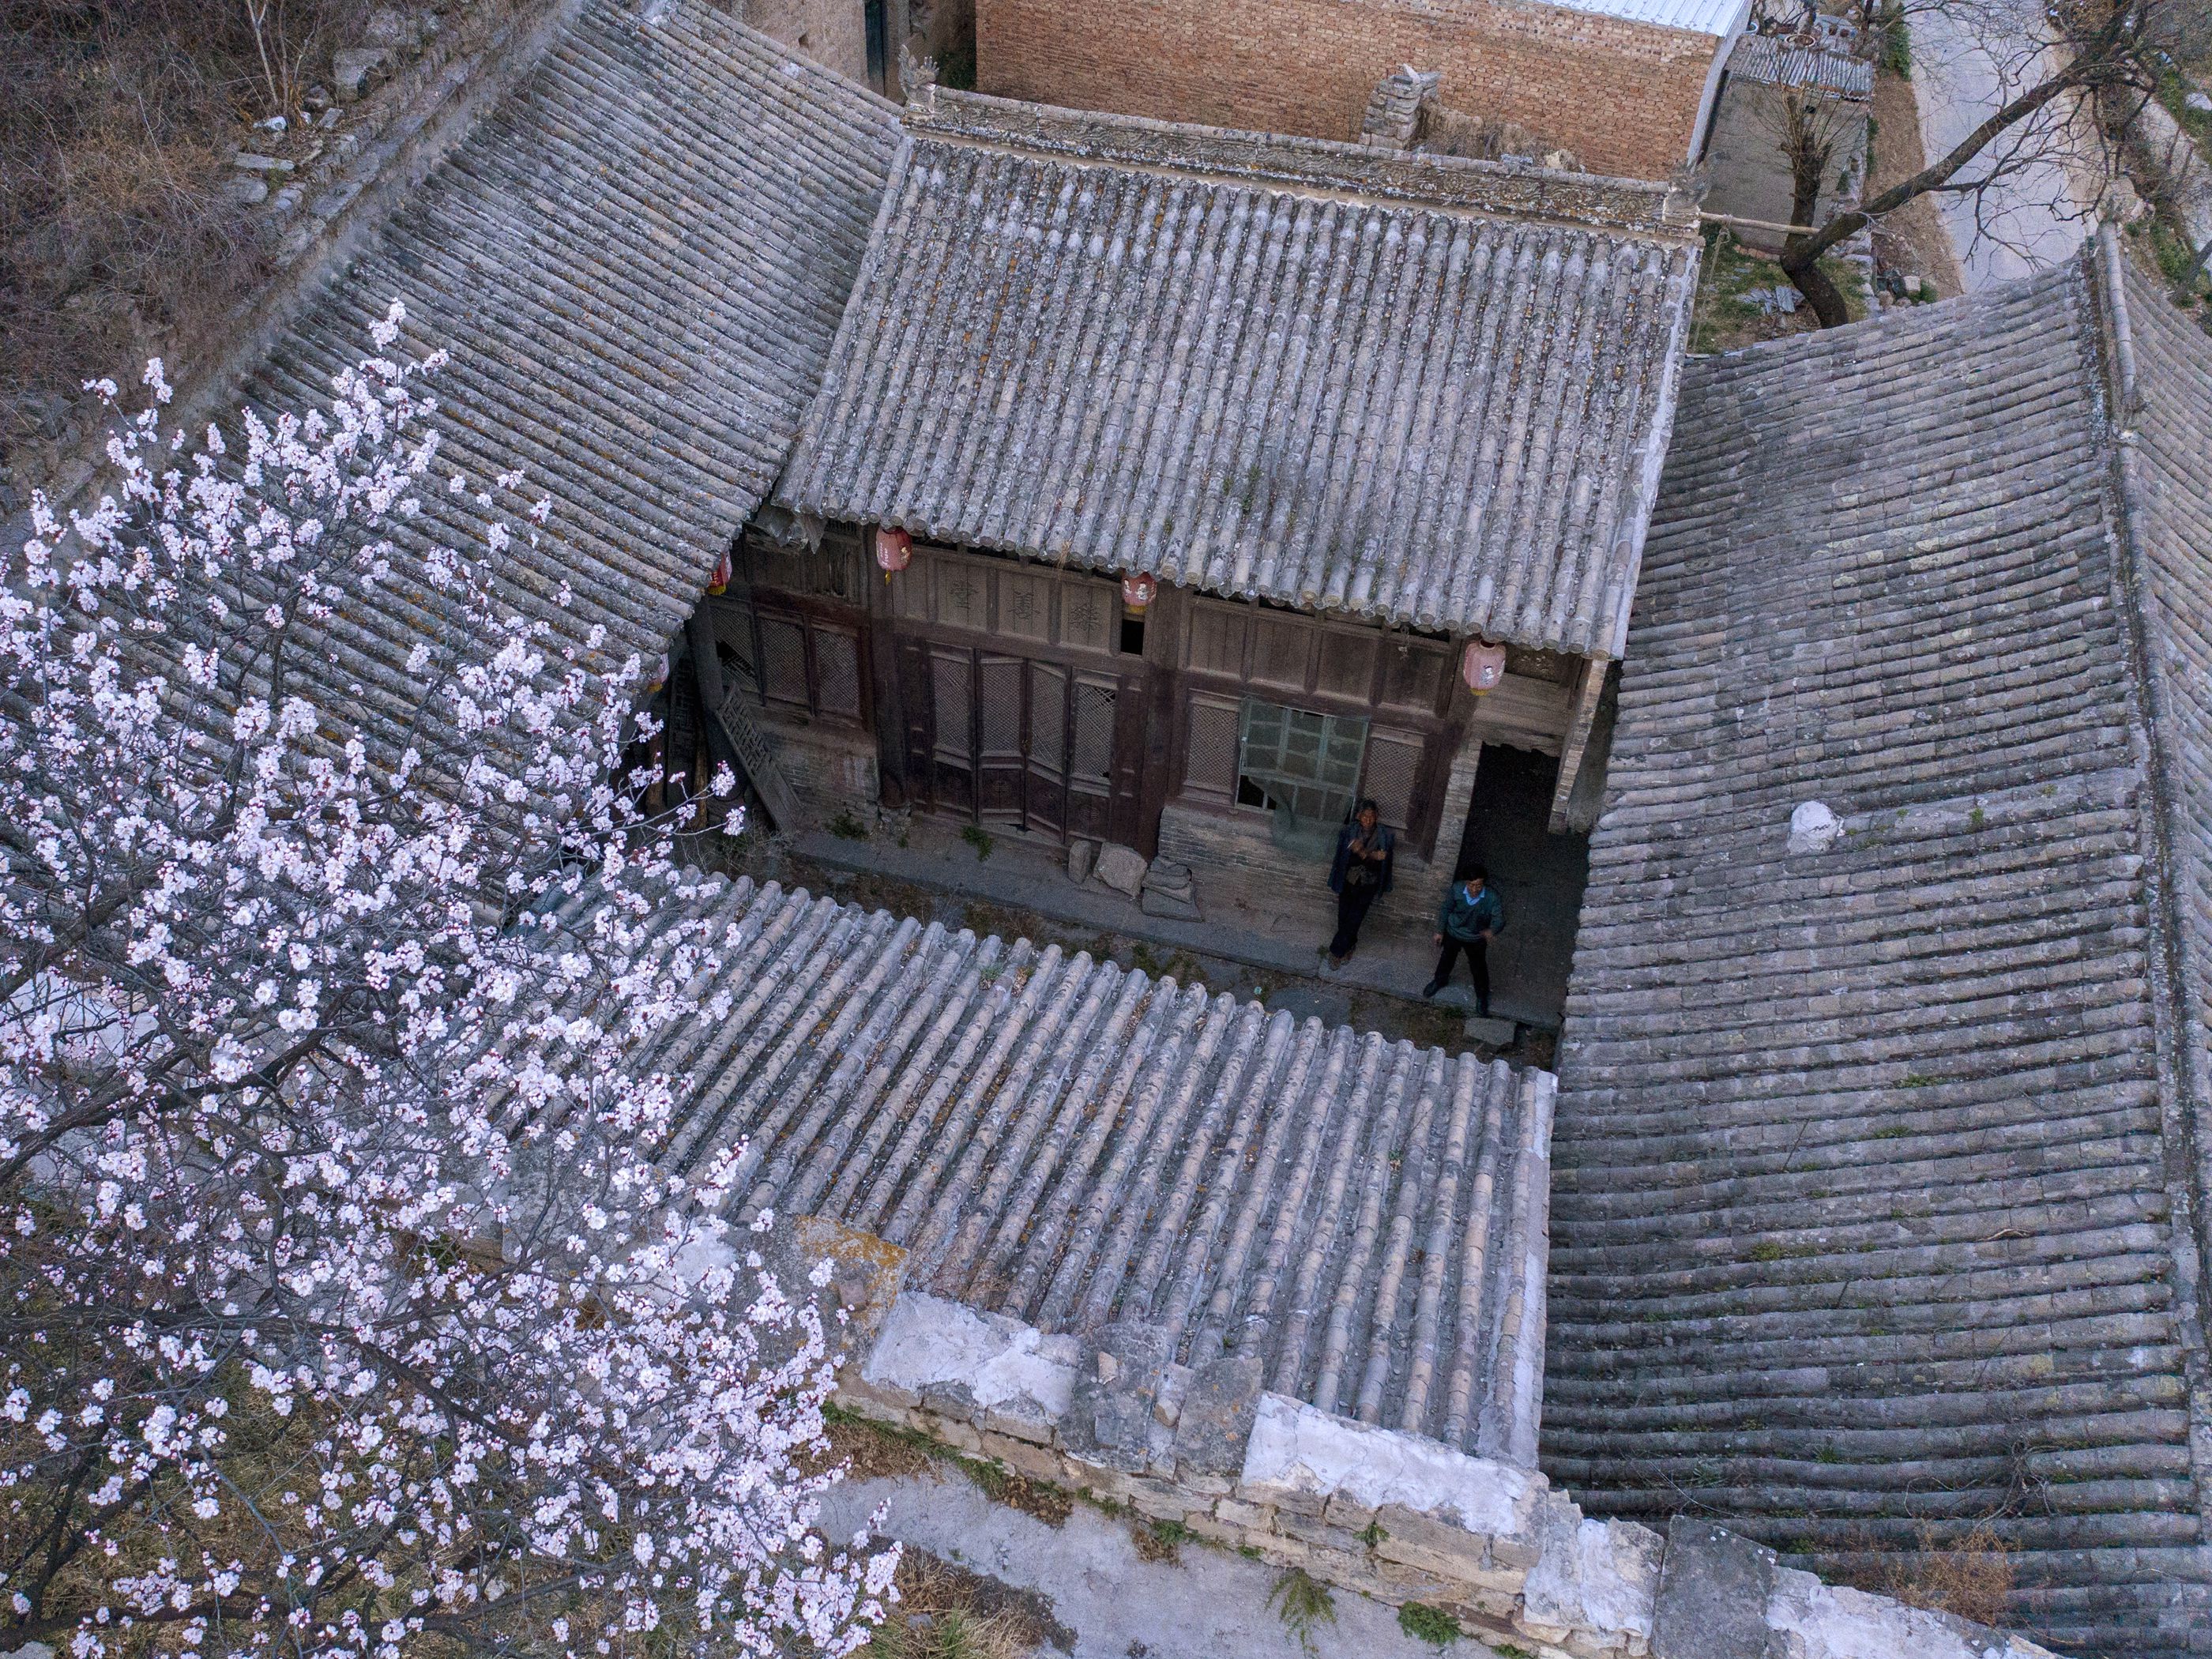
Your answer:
[1728,32,1874,96]
[1547,260,2212,1652]
[1540,0,1751,37]
[511,872,1556,1463]
[776,91,1701,655]
[234,0,895,754]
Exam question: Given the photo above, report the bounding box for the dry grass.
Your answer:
[863,1551,1070,1659]
[0,1,382,487]
[1853,1524,2018,1629]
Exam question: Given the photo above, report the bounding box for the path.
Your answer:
[1909,2,2093,288]
[821,1470,1502,1659]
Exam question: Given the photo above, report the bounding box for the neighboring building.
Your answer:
[1547,241,2212,1653]
[973,0,1753,182]
[1701,19,1872,250]
[718,87,1698,952]
[227,0,896,768]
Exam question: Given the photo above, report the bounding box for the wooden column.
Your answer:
[1548,653,1610,833]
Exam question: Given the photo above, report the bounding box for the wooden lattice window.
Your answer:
[1237,698,1367,859]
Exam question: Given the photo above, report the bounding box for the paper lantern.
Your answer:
[1461,640,1507,694]
[1121,572,1158,610]
[875,526,914,575]
[705,550,732,596]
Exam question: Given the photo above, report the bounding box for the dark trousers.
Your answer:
[1329,882,1379,959]
[1434,935,1490,1014]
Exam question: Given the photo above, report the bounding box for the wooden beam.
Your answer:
[1548,655,1610,834]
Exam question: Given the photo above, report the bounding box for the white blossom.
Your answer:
[0,317,890,1659]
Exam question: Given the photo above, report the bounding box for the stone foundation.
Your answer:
[834,1288,2060,1659]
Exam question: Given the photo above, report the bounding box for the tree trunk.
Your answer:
[1776,12,2131,325]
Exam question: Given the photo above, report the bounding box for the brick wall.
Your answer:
[975,0,1725,181]
[743,0,871,86]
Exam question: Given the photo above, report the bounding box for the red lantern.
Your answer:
[875,526,913,577]
[705,550,732,596]
[1121,571,1157,610]
[1461,639,1506,694]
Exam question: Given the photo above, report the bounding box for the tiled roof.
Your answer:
[1544,258,2212,1655]
[2116,254,2212,1436]
[1543,0,1750,36]
[514,873,1556,1465]
[1725,32,1873,97]
[236,0,896,747]
[776,91,1701,655]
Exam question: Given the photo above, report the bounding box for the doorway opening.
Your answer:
[1451,744,1593,1028]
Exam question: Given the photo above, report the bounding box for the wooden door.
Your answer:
[1025,661,1070,839]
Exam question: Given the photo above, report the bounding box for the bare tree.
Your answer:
[1778,0,2182,324]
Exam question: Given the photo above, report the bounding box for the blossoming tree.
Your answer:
[0,307,896,1659]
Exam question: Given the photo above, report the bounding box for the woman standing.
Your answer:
[1325,799,1394,967]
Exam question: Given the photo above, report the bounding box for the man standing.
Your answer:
[1325,798,1394,966]
[1425,865,1503,1015]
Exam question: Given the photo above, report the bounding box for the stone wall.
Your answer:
[973,0,1727,182]
[836,1287,2062,1659]
[1154,735,1480,938]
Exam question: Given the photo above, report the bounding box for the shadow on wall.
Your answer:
[1453,743,1592,1029]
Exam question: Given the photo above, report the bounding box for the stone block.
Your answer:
[1322,1492,1379,1532]
[1139,886,1202,920]
[1213,1496,1271,1530]
[931,1415,983,1454]
[1373,1502,1489,1582]
[1171,1353,1262,1475]
[1650,1518,1780,1659]
[1066,837,1098,882]
[231,152,295,174]
[1239,1393,1544,1540]
[1463,1014,1518,1045]
[1093,842,1148,897]
[1066,1320,1175,1472]
[1522,1498,1661,1651]
[976,1429,1063,1482]
[1765,1563,2061,1659]
[1183,1511,1243,1545]
[332,46,391,100]
[861,1292,1074,1431]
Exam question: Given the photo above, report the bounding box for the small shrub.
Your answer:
[829,808,869,840]
[1397,1601,1464,1646]
[1134,1516,1191,1563]
[1268,1568,1337,1655]
[961,823,995,860]
[1358,1518,1387,1548]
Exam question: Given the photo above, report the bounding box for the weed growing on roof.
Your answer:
[962,823,995,860]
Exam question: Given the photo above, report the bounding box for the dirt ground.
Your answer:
[1868,67,1964,296]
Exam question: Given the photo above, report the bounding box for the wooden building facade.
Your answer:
[700,87,1698,931]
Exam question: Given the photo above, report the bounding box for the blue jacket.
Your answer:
[1328,821,1394,895]
[1437,882,1503,942]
